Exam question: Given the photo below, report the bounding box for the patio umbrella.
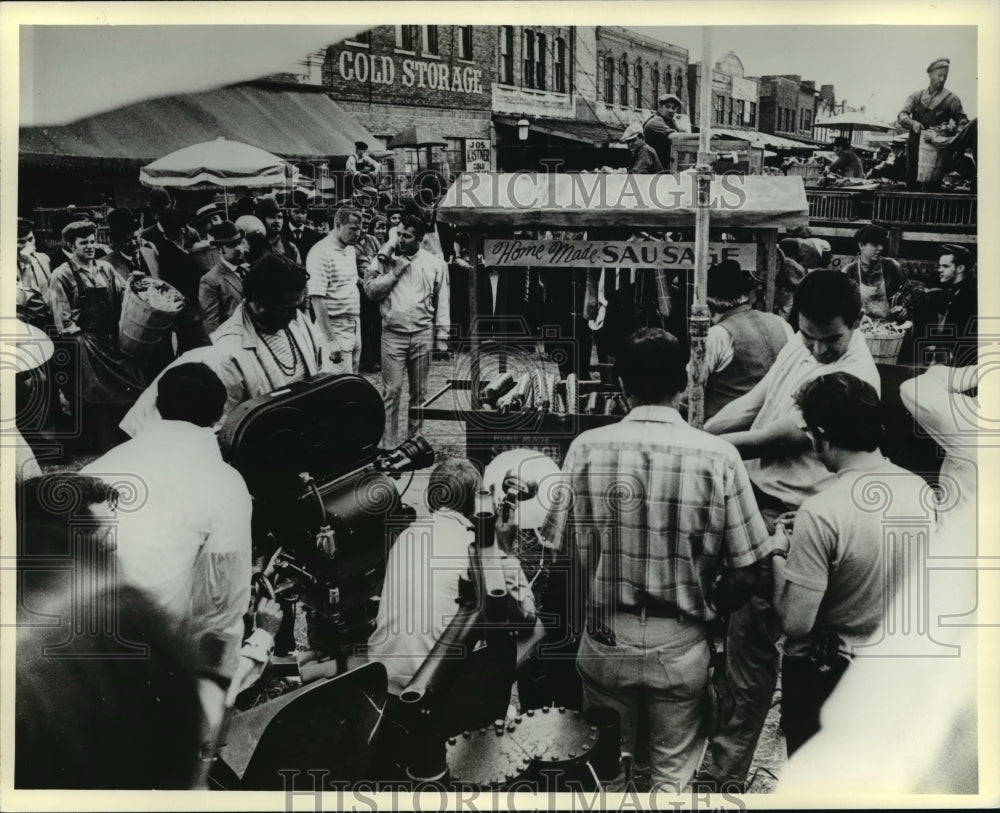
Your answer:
[139,137,292,190]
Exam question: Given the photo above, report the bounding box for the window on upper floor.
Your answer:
[423,26,439,56]
[554,37,567,93]
[500,26,514,85]
[458,25,473,60]
[737,99,746,126]
[536,33,547,91]
[523,30,536,88]
[749,101,757,128]
[395,25,415,51]
[604,56,614,103]
[713,94,725,125]
[619,55,628,105]
[675,70,683,96]
[634,63,643,108]
[651,65,659,104]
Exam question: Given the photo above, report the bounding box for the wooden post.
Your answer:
[467,232,483,409]
[688,27,714,430]
[759,230,778,313]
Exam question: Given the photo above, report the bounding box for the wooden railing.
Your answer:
[806,190,863,221]
[873,192,976,228]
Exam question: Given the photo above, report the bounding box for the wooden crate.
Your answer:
[785,164,824,184]
[806,190,863,221]
[873,192,976,227]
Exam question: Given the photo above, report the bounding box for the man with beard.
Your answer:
[198,220,251,335]
[307,205,365,374]
[255,197,301,265]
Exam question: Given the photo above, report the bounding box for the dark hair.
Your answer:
[61,221,97,245]
[400,214,428,239]
[794,372,884,452]
[15,584,202,789]
[854,224,889,246]
[793,270,862,327]
[18,474,119,556]
[243,253,309,305]
[426,458,481,517]
[613,328,688,404]
[156,362,227,426]
[939,244,974,272]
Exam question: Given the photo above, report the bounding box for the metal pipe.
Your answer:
[688,26,715,430]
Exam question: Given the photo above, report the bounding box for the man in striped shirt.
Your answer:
[540,328,777,790]
[307,206,364,375]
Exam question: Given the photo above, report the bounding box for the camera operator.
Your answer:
[367,457,535,695]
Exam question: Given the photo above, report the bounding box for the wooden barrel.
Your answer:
[917,137,947,184]
[119,276,185,358]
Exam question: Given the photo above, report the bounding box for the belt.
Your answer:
[619,600,683,619]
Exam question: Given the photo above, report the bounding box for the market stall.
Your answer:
[420,171,809,469]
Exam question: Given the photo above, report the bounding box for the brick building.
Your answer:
[686,51,759,132]
[757,74,820,142]
[322,25,496,175]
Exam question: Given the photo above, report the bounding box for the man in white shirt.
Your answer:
[83,362,253,716]
[307,205,365,374]
[363,214,451,449]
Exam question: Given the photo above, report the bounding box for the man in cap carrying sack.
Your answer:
[643,92,687,170]
[46,220,146,452]
[898,57,976,190]
[621,123,663,174]
[199,221,251,335]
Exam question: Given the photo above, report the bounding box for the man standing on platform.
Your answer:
[643,92,686,170]
[363,215,450,449]
[307,205,365,374]
[621,124,663,174]
[898,57,976,190]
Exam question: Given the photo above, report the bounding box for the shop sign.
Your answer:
[465,139,492,172]
[338,50,485,94]
[483,239,757,270]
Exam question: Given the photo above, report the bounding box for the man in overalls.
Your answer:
[46,221,146,452]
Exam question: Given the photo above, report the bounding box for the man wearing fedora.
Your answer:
[104,207,160,284]
[255,197,301,265]
[199,221,251,335]
[693,260,793,421]
[643,92,687,170]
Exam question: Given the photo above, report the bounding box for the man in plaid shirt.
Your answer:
[540,328,777,790]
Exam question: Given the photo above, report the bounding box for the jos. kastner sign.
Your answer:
[484,239,757,270]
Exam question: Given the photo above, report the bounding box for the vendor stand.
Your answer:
[418,171,809,471]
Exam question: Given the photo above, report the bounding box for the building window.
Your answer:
[713,94,724,125]
[651,65,659,102]
[619,55,628,105]
[458,25,473,60]
[500,26,514,84]
[604,56,614,103]
[536,33,547,90]
[801,108,812,131]
[554,37,567,93]
[736,98,746,125]
[634,63,643,108]
[749,101,757,128]
[675,70,683,96]
[523,30,535,88]
[422,25,439,56]
[443,137,465,176]
[663,66,671,100]
[395,25,415,52]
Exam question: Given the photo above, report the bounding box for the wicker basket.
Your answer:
[863,321,912,364]
[119,276,185,359]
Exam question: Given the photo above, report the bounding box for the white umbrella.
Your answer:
[139,137,292,190]
[813,112,895,132]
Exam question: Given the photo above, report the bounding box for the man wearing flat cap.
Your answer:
[643,92,687,170]
[199,221,251,335]
[898,57,976,189]
[345,141,382,179]
[621,124,663,174]
[692,260,793,421]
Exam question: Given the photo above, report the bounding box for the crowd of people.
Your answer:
[11,87,980,791]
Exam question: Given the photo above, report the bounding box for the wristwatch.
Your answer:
[771,547,789,560]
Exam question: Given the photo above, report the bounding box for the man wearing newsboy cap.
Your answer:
[643,92,687,170]
[898,57,976,190]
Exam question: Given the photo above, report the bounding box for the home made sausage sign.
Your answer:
[484,239,756,270]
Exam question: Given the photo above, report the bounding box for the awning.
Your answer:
[494,115,625,146]
[712,127,818,151]
[437,173,808,230]
[19,82,380,165]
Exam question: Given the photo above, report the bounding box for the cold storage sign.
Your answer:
[484,239,757,270]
